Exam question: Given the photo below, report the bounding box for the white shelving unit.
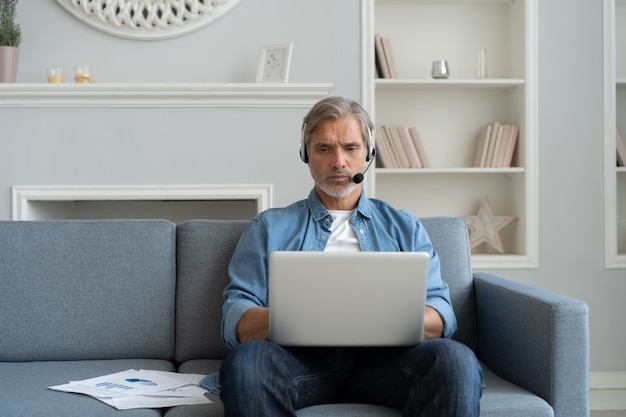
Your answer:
[361,0,538,269]
[603,0,626,268]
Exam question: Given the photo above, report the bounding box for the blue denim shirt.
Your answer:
[221,189,457,349]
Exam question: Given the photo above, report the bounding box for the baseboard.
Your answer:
[590,372,626,410]
[591,372,626,390]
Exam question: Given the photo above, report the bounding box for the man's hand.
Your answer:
[237,307,270,344]
[237,306,443,343]
[423,306,444,340]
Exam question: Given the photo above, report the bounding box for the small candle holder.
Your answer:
[431,60,449,79]
[47,67,65,83]
[74,66,94,83]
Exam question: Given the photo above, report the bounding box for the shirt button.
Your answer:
[320,235,326,240]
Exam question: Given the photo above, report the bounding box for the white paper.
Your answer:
[148,370,206,386]
[49,369,212,410]
[107,386,211,410]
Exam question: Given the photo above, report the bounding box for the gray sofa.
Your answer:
[0,217,589,417]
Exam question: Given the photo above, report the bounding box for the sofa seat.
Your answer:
[165,359,224,417]
[297,363,553,417]
[170,361,553,417]
[1,359,174,417]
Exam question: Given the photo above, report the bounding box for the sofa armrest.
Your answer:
[473,272,589,417]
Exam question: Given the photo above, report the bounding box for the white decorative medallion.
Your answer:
[55,0,243,40]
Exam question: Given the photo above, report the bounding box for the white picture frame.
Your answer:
[256,43,293,83]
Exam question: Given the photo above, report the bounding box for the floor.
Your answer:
[591,412,626,417]
[591,390,626,416]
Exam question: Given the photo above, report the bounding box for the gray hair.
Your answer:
[300,96,374,162]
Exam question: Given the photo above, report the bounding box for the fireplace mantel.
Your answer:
[11,185,272,221]
[0,83,333,108]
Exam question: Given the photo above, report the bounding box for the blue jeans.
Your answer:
[220,339,483,417]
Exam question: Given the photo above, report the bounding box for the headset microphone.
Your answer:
[352,149,376,184]
[352,173,366,184]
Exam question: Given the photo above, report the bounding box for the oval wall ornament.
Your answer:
[55,0,243,40]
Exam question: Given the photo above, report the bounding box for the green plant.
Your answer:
[0,0,21,47]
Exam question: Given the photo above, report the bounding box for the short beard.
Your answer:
[313,170,359,198]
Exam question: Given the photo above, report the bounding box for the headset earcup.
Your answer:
[366,126,375,161]
[300,123,308,163]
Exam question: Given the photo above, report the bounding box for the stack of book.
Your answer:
[375,126,430,168]
[375,34,397,79]
[473,122,519,168]
[617,125,626,166]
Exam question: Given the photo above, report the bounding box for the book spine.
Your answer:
[617,124,626,167]
[375,34,391,79]
[408,126,430,168]
[398,127,422,168]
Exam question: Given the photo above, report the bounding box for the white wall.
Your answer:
[499,0,626,378]
[1,0,361,210]
[1,0,625,378]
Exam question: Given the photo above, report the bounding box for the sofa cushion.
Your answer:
[297,404,401,417]
[480,365,553,417]
[0,359,174,417]
[169,362,552,417]
[295,364,553,417]
[0,220,177,362]
[165,359,224,417]
[175,220,249,364]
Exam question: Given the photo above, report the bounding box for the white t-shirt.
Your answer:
[324,210,361,252]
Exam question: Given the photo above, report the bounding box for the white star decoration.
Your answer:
[462,196,517,254]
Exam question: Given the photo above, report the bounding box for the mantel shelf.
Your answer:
[0,83,334,108]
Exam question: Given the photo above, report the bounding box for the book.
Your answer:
[385,126,411,168]
[473,123,493,168]
[501,124,519,167]
[374,34,391,79]
[379,127,396,167]
[617,124,626,167]
[374,126,430,169]
[374,127,395,168]
[378,127,400,168]
[381,36,398,78]
[472,122,519,168]
[485,123,502,167]
[493,124,512,168]
[398,127,422,168]
[408,126,430,168]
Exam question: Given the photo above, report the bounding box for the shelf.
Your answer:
[0,83,334,108]
[377,0,515,5]
[375,79,525,91]
[376,167,525,174]
[364,0,536,268]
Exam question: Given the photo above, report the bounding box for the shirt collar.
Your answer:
[306,188,373,222]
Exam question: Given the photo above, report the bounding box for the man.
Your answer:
[218,96,483,416]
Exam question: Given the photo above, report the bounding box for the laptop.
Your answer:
[268,251,429,347]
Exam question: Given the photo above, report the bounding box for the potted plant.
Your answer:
[0,0,21,82]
